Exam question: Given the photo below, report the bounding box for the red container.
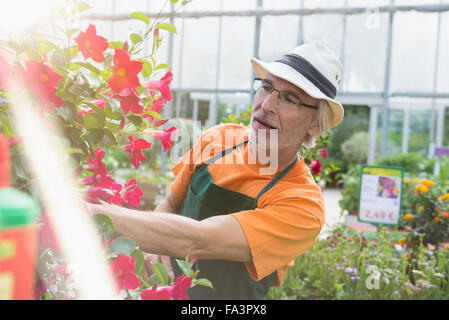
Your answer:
[0,136,40,300]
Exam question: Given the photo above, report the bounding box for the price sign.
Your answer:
[358,165,404,226]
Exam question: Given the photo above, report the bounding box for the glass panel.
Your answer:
[85,0,114,15]
[223,0,256,11]
[347,0,389,6]
[386,109,403,156]
[303,14,344,60]
[175,17,219,88]
[390,12,439,93]
[259,16,301,60]
[436,12,449,92]
[342,13,388,93]
[218,17,255,90]
[114,0,148,13]
[395,0,442,5]
[303,0,344,8]
[183,0,221,12]
[263,0,300,9]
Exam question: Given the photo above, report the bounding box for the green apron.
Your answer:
[170,139,298,300]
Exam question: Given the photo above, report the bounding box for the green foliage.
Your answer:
[266,226,449,300]
[222,105,252,127]
[375,152,433,174]
[338,164,361,214]
[341,131,369,164]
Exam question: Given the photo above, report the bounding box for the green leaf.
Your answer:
[107,237,139,258]
[130,12,150,25]
[128,114,142,127]
[170,0,179,4]
[193,278,213,289]
[72,2,92,14]
[82,101,106,117]
[151,262,169,286]
[141,60,152,79]
[56,103,77,122]
[70,45,79,59]
[175,259,192,277]
[73,62,101,75]
[109,41,125,49]
[142,110,162,120]
[65,148,85,155]
[153,63,171,72]
[131,249,145,278]
[92,214,116,241]
[67,28,80,38]
[84,112,105,131]
[87,129,104,146]
[146,273,159,287]
[101,128,116,145]
[130,33,143,45]
[155,23,178,34]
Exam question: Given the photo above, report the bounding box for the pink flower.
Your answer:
[168,275,192,300]
[123,179,143,208]
[140,286,172,300]
[74,24,109,63]
[0,55,12,89]
[319,148,327,160]
[82,148,114,187]
[151,126,177,152]
[21,60,64,111]
[108,49,143,93]
[110,254,141,290]
[143,96,167,120]
[123,135,152,169]
[113,88,143,115]
[310,159,322,175]
[145,70,173,102]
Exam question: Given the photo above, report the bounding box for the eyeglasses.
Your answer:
[253,78,318,110]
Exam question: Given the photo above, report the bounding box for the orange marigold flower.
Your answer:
[442,211,449,219]
[405,213,413,220]
[434,217,440,223]
[436,208,441,213]
[421,179,434,188]
[406,253,412,260]
[415,185,429,194]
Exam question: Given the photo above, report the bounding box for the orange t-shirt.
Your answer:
[170,123,325,286]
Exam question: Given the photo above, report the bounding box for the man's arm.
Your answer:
[152,191,183,214]
[87,201,252,262]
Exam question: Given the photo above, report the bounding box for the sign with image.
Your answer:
[358,165,404,226]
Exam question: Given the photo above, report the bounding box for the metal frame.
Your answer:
[79,1,449,170]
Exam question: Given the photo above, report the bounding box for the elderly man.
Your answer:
[86,43,344,300]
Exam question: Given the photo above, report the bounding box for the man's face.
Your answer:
[249,73,320,152]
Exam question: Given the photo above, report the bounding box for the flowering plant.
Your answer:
[399,178,449,257]
[0,0,212,299]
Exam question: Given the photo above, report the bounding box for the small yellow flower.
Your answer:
[412,178,419,184]
[415,185,428,194]
[418,206,424,212]
[406,226,412,231]
[421,179,434,188]
[405,213,414,220]
[404,178,410,184]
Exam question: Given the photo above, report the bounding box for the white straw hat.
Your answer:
[251,43,344,128]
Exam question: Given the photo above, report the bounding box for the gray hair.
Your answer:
[302,100,333,149]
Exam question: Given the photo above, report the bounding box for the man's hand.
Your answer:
[143,252,174,281]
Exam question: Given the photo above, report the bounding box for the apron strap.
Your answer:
[206,139,249,165]
[253,155,299,206]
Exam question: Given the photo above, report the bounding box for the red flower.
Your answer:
[310,159,322,175]
[110,254,141,290]
[0,55,12,89]
[123,179,143,208]
[168,275,192,300]
[108,49,143,93]
[113,88,143,115]
[151,126,177,152]
[143,96,167,120]
[123,135,152,169]
[319,148,327,160]
[21,60,64,110]
[82,148,115,187]
[74,24,109,63]
[140,287,172,300]
[145,70,173,102]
